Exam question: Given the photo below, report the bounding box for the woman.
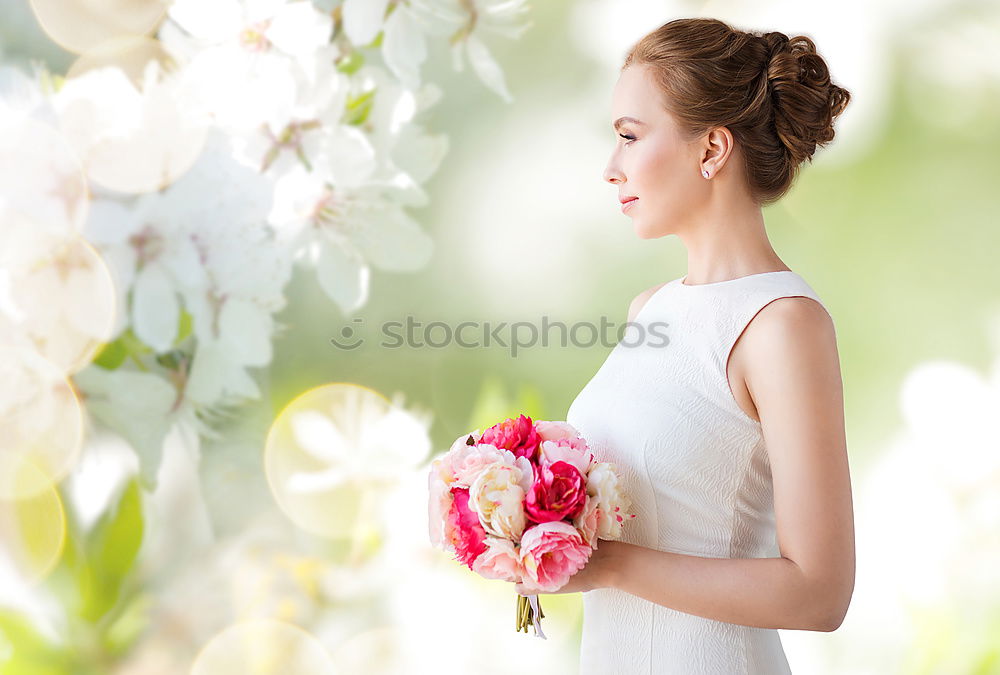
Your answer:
[513,17,855,674]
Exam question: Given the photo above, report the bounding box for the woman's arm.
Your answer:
[604,296,856,632]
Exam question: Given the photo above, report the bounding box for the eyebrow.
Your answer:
[613,116,646,131]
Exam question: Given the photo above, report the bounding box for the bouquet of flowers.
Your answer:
[426,414,635,638]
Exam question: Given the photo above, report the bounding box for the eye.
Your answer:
[619,133,636,144]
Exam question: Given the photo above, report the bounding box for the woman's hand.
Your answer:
[515,539,621,595]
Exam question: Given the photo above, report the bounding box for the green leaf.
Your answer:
[78,480,145,624]
[96,309,191,368]
[102,593,151,657]
[91,329,153,371]
[344,90,375,126]
[174,309,193,346]
[91,339,128,370]
[335,50,365,75]
[0,609,72,674]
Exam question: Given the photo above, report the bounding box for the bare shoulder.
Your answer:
[627,282,670,323]
[738,296,840,390]
[748,296,836,344]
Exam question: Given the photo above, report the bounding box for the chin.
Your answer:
[633,219,671,239]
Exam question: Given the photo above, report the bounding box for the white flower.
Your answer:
[71,365,180,485]
[163,0,333,134]
[83,130,291,412]
[267,131,434,315]
[381,2,429,90]
[468,454,530,540]
[586,462,632,540]
[342,0,393,47]
[227,45,350,177]
[406,0,532,101]
[51,62,210,194]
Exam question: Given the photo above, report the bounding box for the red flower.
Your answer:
[480,414,542,464]
[446,487,488,569]
[525,460,587,524]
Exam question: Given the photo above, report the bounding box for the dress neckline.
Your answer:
[675,270,795,288]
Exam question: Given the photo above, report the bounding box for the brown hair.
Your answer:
[623,18,851,206]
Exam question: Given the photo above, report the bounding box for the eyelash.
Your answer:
[619,133,636,144]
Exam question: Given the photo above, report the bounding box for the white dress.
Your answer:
[567,270,829,675]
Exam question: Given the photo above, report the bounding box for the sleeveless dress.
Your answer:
[567,270,829,675]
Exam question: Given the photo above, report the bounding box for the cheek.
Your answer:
[630,140,688,195]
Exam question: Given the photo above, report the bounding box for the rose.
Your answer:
[525,460,587,524]
[518,521,592,593]
[480,414,541,463]
[444,487,488,569]
[472,536,522,582]
[467,454,532,540]
[587,462,635,539]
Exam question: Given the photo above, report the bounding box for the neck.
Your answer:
[675,193,787,285]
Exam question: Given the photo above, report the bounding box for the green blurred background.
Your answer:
[3,0,999,672]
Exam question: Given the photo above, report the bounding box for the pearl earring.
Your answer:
[702,169,710,179]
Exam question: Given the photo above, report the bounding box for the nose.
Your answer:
[603,159,624,184]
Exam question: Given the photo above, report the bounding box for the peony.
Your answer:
[432,431,486,482]
[525,459,587,523]
[518,521,592,592]
[468,455,533,540]
[572,494,600,548]
[535,420,586,448]
[472,536,523,582]
[538,439,595,476]
[451,443,510,487]
[587,462,635,539]
[480,414,541,463]
[427,461,455,548]
[445,487,488,569]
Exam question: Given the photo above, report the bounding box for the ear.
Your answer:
[700,126,736,175]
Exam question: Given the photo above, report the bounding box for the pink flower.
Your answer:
[536,421,595,475]
[472,536,523,582]
[525,460,587,523]
[572,495,600,548]
[535,420,586,448]
[444,487,488,569]
[480,414,541,463]
[427,464,455,548]
[451,444,509,487]
[538,439,594,476]
[519,521,592,592]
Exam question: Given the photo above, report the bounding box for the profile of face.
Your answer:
[603,64,716,239]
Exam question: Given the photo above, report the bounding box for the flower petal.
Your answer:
[465,34,512,103]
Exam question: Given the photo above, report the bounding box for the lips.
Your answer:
[619,196,638,204]
[620,197,638,213]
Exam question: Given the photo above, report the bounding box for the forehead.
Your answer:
[610,65,663,125]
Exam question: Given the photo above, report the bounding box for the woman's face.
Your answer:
[603,64,704,239]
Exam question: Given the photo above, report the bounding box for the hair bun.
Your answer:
[761,31,850,165]
[760,31,790,63]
